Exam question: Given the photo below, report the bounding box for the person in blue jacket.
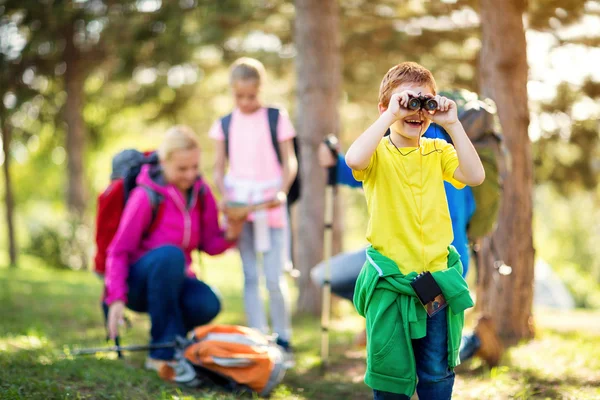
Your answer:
[311,124,503,367]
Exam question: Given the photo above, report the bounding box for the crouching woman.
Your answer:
[105,126,243,370]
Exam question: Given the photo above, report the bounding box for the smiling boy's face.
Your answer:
[384,82,435,142]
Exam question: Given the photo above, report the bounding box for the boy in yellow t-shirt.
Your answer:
[346,62,485,400]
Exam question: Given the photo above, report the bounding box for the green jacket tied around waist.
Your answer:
[353,246,474,395]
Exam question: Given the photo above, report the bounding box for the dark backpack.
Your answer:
[93,149,204,275]
[457,95,510,241]
[220,108,301,205]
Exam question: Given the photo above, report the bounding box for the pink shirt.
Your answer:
[209,107,296,228]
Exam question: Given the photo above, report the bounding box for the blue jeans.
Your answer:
[373,311,455,400]
[126,245,221,360]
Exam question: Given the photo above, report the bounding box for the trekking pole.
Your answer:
[71,342,176,356]
[320,134,338,372]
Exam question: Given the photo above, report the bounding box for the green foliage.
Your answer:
[25,214,92,270]
[528,0,588,31]
[533,83,600,194]
[534,185,600,308]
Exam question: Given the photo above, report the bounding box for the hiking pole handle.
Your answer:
[72,341,176,356]
[327,166,337,188]
[323,134,339,188]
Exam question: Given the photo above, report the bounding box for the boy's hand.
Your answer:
[384,91,420,121]
[428,95,459,128]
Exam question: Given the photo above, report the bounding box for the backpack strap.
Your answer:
[194,180,206,214]
[141,186,164,234]
[221,109,281,164]
[221,113,233,160]
[142,180,205,237]
[267,107,282,165]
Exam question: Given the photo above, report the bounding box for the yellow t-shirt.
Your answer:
[353,137,465,275]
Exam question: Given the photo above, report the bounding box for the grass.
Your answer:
[1,253,600,399]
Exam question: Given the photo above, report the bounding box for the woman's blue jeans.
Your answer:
[126,245,221,360]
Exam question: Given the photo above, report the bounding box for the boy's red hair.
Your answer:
[379,62,437,108]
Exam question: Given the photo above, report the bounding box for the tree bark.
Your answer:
[1,115,18,267]
[294,0,341,314]
[477,0,535,345]
[64,20,87,216]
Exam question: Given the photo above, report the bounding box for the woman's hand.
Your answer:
[225,218,246,241]
[107,301,125,340]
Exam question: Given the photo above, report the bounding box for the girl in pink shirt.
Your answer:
[210,58,298,352]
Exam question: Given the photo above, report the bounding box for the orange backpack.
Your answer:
[160,325,288,396]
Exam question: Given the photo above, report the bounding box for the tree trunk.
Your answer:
[64,20,87,216]
[294,0,341,315]
[477,0,535,345]
[1,116,18,267]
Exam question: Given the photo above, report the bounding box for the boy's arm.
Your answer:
[279,138,298,195]
[345,112,396,171]
[445,122,485,186]
[346,91,414,170]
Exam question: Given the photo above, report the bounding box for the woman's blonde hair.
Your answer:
[229,57,266,85]
[158,125,199,161]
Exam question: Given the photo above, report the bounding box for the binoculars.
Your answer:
[407,96,438,111]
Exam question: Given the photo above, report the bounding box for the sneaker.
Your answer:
[474,315,504,367]
[158,358,201,387]
[283,349,295,369]
[276,338,295,368]
[145,356,169,372]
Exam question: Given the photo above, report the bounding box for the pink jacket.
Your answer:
[104,165,235,305]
